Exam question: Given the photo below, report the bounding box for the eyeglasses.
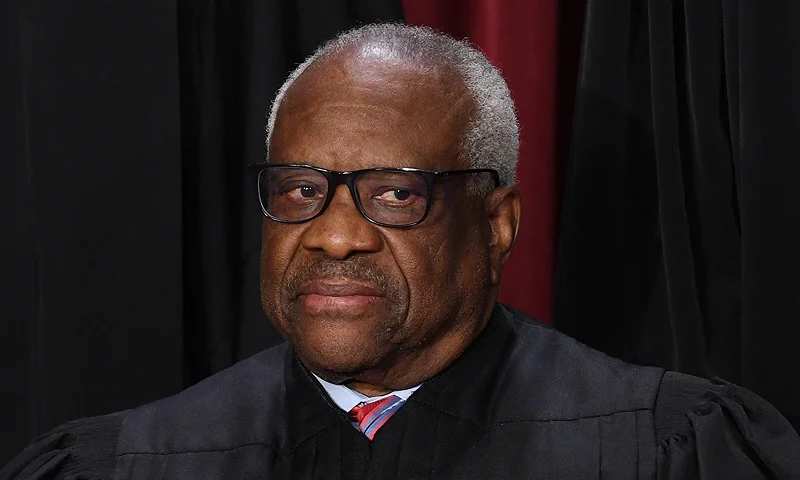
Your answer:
[249,163,500,227]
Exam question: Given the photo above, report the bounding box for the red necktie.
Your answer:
[348,395,404,440]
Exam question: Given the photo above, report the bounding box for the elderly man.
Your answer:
[3,23,799,480]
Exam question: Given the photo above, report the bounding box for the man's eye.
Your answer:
[375,189,414,202]
[281,183,323,199]
[299,185,318,198]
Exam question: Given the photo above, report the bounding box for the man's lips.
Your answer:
[296,279,385,312]
[296,279,384,298]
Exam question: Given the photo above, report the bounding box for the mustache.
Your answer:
[284,256,399,299]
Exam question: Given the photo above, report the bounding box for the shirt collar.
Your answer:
[312,373,421,412]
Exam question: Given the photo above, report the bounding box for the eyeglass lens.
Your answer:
[259,166,430,225]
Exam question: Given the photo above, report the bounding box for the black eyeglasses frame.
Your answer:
[248,163,500,228]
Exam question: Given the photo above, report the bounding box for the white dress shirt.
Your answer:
[312,373,421,412]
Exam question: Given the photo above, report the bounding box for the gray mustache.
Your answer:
[284,257,399,299]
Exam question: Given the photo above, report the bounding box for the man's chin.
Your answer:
[292,326,389,378]
[281,299,403,376]
[299,349,385,382]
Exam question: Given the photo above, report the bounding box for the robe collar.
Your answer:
[287,303,515,442]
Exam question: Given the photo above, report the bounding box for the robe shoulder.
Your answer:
[0,412,124,480]
[0,343,291,480]
[117,342,292,454]
[498,305,800,478]
[655,371,800,479]
[495,304,666,421]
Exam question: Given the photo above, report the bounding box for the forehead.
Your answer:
[270,51,474,171]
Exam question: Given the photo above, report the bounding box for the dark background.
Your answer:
[2,0,798,465]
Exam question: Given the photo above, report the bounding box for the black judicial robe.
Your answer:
[3,304,800,479]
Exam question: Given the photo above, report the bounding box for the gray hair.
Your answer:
[265,23,519,187]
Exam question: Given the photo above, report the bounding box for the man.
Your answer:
[3,23,799,480]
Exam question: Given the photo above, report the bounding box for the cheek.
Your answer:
[394,235,466,309]
[260,225,302,315]
[396,222,490,317]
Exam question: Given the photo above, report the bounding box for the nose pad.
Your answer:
[326,183,362,216]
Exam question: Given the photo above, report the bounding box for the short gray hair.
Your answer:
[265,23,519,187]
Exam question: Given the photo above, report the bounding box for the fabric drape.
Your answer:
[0,0,403,465]
[554,0,800,429]
[1,0,185,465]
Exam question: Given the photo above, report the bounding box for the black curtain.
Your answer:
[0,0,403,465]
[554,0,800,429]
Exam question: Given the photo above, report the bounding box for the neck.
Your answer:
[346,381,392,397]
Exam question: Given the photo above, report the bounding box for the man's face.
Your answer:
[261,53,498,387]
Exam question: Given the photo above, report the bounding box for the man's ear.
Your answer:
[484,186,521,286]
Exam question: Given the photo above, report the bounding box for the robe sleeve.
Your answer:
[655,372,800,479]
[0,412,125,480]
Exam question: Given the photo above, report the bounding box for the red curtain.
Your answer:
[404,0,583,323]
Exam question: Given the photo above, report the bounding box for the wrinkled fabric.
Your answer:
[555,0,800,433]
[2,305,798,479]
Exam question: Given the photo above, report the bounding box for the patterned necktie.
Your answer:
[348,395,404,440]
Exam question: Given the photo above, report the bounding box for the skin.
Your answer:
[261,44,521,395]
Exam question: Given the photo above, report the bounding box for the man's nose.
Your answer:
[300,185,383,259]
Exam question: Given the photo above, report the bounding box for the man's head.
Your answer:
[259,24,521,392]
